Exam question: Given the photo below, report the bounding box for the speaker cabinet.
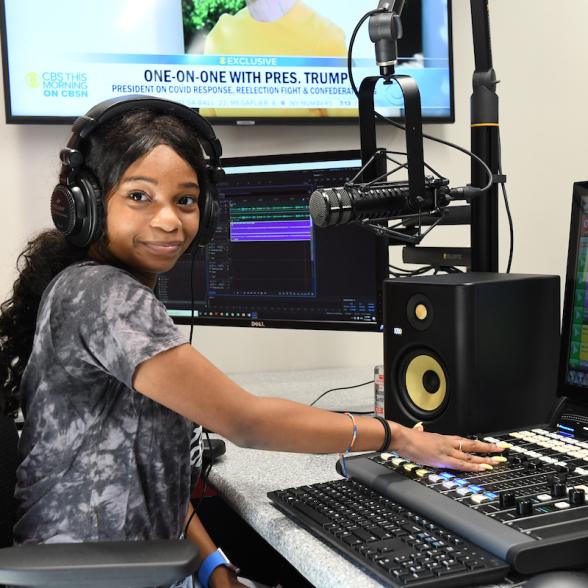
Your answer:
[384,273,560,435]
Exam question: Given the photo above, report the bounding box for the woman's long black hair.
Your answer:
[0,107,208,416]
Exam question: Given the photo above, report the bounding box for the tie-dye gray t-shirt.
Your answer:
[13,261,193,550]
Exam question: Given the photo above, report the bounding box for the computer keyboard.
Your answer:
[268,479,509,587]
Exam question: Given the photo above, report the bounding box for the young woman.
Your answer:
[0,97,503,588]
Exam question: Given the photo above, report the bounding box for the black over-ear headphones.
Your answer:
[50,94,225,251]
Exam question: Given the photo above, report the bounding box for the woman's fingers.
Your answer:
[443,457,496,472]
[457,438,504,454]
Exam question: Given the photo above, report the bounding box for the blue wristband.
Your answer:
[198,548,235,588]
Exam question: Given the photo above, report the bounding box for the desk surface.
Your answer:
[209,367,511,588]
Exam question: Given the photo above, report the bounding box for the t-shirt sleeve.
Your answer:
[48,264,188,389]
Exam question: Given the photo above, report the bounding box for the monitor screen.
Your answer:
[560,182,588,399]
[157,150,388,331]
[1,0,453,124]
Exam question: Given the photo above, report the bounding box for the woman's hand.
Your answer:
[390,423,505,472]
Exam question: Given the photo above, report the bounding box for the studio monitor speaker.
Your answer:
[384,273,560,435]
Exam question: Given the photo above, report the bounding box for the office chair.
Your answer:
[0,412,199,588]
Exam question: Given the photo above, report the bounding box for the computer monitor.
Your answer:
[559,182,588,401]
[157,150,388,331]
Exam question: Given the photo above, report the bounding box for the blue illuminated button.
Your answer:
[453,479,468,487]
[468,485,483,494]
[440,472,455,480]
[484,492,498,500]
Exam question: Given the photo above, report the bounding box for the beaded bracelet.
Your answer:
[339,412,358,478]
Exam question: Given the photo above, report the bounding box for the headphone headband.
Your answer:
[51,94,223,249]
[66,95,223,163]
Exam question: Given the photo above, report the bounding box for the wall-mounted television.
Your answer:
[0,0,453,125]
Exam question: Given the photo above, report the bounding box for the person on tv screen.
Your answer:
[1,96,503,588]
[196,0,355,118]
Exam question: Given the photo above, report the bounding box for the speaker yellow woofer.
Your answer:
[401,352,447,415]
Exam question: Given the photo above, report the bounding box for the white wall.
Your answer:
[1,1,587,374]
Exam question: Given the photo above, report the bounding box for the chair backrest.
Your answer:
[0,413,18,548]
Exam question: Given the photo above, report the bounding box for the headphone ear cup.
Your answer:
[51,183,81,237]
[76,171,104,247]
[51,171,103,248]
[188,189,218,252]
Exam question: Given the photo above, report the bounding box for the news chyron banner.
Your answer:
[5,0,451,120]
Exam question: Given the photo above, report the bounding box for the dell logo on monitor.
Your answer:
[251,320,266,328]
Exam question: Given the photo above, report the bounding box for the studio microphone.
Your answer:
[309,178,450,228]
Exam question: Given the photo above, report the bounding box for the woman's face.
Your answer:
[101,144,201,286]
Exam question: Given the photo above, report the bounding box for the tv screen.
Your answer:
[157,150,388,331]
[1,0,453,124]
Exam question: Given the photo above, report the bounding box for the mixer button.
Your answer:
[380,452,394,460]
[415,468,429,478]
[456,487,472,497]
[536,494,552,502]
[554,501,570,509]
[403,463,419,474]
[470,494,489,505]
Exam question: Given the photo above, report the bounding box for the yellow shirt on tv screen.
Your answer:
[201,1,356,119]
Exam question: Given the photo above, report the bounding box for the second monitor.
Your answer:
[157,150,388,331]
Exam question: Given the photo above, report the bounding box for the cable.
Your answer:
[188,250,197,344]
[195,431,214,513]
[309,380,373,407]
[388,263,462,279]
[497,132,514,272]
[389,263,434,276]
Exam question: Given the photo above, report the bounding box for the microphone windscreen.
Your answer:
[309,187,353,227]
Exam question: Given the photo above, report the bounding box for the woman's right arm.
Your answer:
[133,343,503,471]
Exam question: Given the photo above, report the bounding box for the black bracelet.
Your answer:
[374,416,391,453]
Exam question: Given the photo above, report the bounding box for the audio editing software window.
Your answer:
[567,195,588,387]
[157,152,387,331]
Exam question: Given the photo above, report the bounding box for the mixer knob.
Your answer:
[498,490,516,509]
[525,459,542,471]
[556,463,575,474]
[569,488,586,506]
[550,482,567,498]
[509,455,523,466]
[516,499,534,517]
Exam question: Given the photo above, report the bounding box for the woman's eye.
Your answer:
[178,195,197,206]
[128,191,148,202]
